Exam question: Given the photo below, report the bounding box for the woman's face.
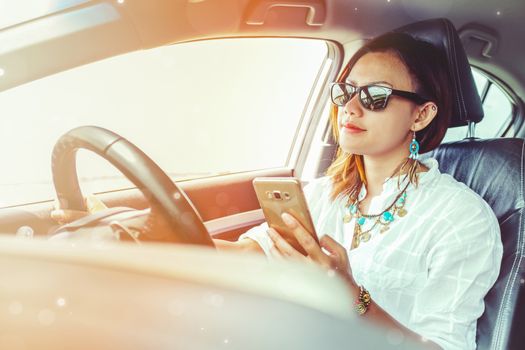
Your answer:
[338,51,419,157]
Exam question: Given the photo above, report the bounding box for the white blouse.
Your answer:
[238,158,503,350]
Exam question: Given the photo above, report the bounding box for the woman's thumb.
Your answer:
[86,195,107,213]
[320,234,338,254]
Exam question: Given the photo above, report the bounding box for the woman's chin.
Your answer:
[339,142,365,155]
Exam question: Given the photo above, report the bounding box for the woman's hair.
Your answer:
[326,32,453,201]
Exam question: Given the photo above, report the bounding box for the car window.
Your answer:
[442,68,513,142]
[0,38,329,207]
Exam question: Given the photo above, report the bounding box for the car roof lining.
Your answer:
[0,0,523,100]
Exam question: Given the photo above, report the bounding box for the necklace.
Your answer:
[344,181,410,249]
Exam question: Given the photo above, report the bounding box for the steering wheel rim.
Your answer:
[52,125,214,247]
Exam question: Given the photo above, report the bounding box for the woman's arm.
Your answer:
[213,238,264,254]
[346,281,441,349]
[267,214,442,350]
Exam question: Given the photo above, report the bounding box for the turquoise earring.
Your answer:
[409,131,419,159]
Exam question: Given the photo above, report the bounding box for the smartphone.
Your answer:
[252,177,318,256]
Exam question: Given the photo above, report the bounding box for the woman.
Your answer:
[217,32,503,349]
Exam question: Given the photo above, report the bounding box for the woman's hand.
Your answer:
[268,212,355,286]
[50,195,108,224]
[270,215,440,349]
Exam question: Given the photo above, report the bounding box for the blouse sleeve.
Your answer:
[236,176,332,257]
[407,199,503,349]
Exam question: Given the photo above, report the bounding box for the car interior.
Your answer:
[0,0,524,349]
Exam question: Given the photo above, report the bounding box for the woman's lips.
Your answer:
[341,123,366,133]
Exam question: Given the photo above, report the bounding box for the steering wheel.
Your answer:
[51,126,214,247]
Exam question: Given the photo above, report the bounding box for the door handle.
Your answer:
[245,0,326,26]
[459,24,499,59]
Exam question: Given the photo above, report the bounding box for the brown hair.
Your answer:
[326,32,453,201]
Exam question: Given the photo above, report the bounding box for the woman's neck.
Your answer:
[362,150,410,197]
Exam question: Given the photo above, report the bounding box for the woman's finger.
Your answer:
[320,234,356,284]
[320,234,347,260]
[86,195,107,213]
[281,212,329,264]
[267,228,304,259]
[50,209,87,223]
[270,246,285,260]
[51,194,107,224]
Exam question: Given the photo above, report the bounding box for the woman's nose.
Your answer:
[343,93,363,117]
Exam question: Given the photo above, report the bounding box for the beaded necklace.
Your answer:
[344,177,411,249]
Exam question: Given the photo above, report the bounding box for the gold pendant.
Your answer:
[352,223,361,249]
[353,235,360,248]
[360,231,371,242]
[380,225,390,234]
[343,214,352,223]
[398,208,407,217]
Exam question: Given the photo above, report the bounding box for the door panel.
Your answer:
[0,168,293,242]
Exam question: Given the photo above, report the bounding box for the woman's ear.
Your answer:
[412,102,438,131]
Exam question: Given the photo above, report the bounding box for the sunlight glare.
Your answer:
[0,0,90,30]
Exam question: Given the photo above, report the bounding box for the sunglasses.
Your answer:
[330,82,429,111]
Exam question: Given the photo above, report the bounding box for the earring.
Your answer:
[409,131,419,160]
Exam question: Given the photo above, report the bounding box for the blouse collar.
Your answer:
[357,158,440,200]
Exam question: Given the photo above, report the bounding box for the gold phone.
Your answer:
[253,177,318,256]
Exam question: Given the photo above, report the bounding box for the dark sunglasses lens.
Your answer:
[331,84,349,106]
[361,86,389,110]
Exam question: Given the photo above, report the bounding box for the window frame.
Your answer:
[0,37,341,208]
[470,66,520,138]
[291,40,344,179]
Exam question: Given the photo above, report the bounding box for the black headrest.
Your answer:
[394,18,484,128]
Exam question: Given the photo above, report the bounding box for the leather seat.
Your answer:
[399,19,525,349]
[428,138,524,350]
